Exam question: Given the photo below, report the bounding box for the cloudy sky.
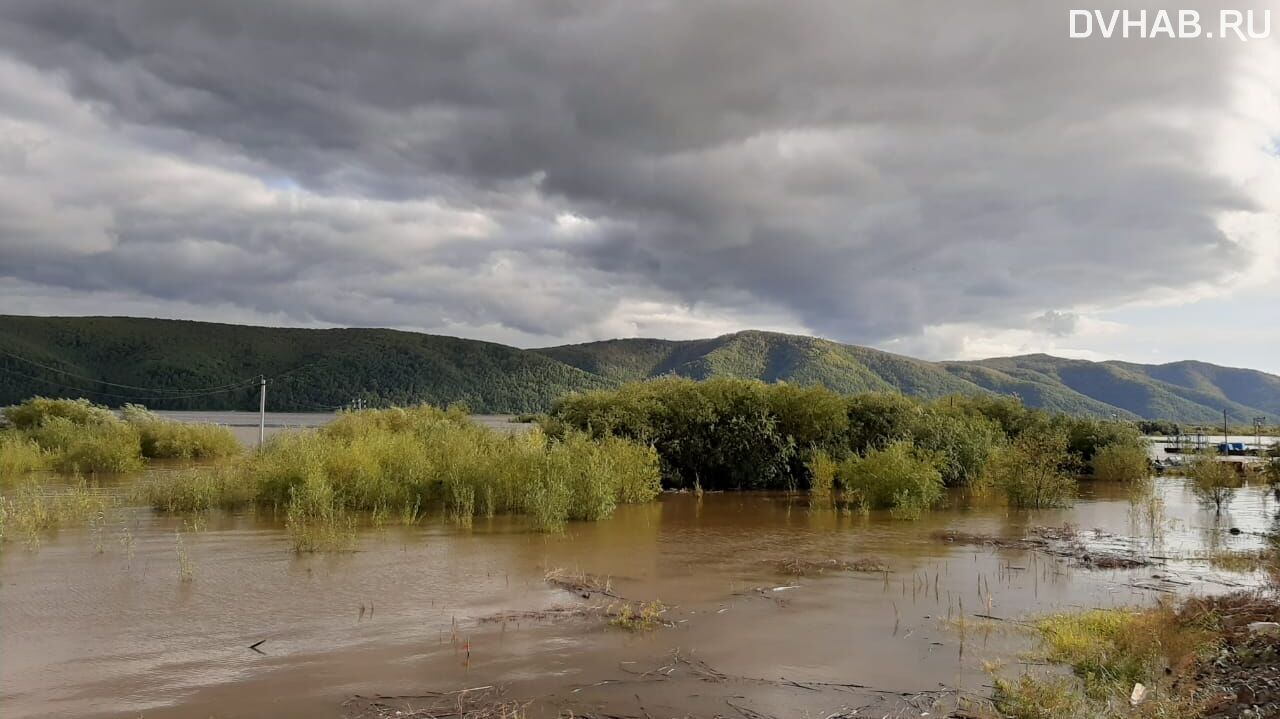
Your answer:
[1,1,1277,371]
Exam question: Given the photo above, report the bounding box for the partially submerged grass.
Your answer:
[32,417,145,473]
[989,597,1231,718]
[609,600,667,631]
[0,478,115,547]
[1207,548,1272,574]
[772,556,889,576]
[0,433,50,479]
[138,464,254,511]
[123,405,241,460]
[991,674,1090,719]
[544,568,617,598]
[141,405,663,548]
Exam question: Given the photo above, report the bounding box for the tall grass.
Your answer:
[123,405,241,459]
[0,478,114,547]
[0,433,50,479]
[31,417,145,473]
[142,405,663,543]
[993,601,1216,718]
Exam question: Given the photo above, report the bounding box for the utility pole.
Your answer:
[1223,408,1229,452]
[258,375,267,447]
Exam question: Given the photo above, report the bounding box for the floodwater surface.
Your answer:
[150,411,527,445]
[1,477,1276,718]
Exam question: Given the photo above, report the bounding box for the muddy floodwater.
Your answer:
[2,476,1276,718]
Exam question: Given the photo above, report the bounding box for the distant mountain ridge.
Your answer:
[0,315,1275,423]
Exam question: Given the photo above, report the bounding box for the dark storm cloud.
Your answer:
[0,0,1271,345]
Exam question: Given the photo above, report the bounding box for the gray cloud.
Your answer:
[1032,311,1080,337]
[0,0,1274,349]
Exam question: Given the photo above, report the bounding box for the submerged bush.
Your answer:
[987,428,1076,508]
[1186,451,1242,516]
[144,405,662,539]
[140,465,256,512]
[806,450,837,497]
[550,378,1145,496]
[2,397,238,472]
[32,417,144,473]
[123,405,241,459]
[0,479,114,546]
[0,433,50,479]
[1065,419,1146,467]
[2,397,117,430]
[1090,442,1150,482]
[837,441,944,519]
[910,407,1003,487]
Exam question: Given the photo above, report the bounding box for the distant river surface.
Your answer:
[152,410,528,444]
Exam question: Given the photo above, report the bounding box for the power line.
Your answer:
[1,348,348,409]
[0,364,258,402]
[0,347,258,394]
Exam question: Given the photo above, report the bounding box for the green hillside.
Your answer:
[960,354,1273,424]
[1,316,1276,423]
[0,315,608,413]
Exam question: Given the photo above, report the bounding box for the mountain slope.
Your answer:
[538,331,977,398]
[960,354,1273,424]
[1,315,1276,423]
[0,315,608,412]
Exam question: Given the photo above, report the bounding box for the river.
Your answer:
[1,471,1275,718]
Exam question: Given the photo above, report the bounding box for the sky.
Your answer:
[0,1,1277,372]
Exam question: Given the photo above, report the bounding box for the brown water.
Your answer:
[2,478,1276,718]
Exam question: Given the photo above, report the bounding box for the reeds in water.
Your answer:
[143,405,663,548]
[0,478,114,547]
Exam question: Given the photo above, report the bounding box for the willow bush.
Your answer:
[0,434,49,480]
[836,441,945,518]
[986,428,1077,508]
[1,397,240,472]
[1090,443,1150,483]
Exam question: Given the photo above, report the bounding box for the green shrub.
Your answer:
[842,393,919,454]
[1186,452,1242,515]
[140,464,256,512]
[551,377,796,490]
[806,450,837,496]
[0,433,49,479]
[1090,443,1150,482]
[0,479,114,545]
[144,404,661,537]
[122,405,241,459]
[285,468,356,552]
[987,428,1076,508]
[2,397,117,430]
[1064,418,1146,467]
[551,380,1081,494]
[32,417,144,473]
[910,408,1003,487]
[837,441,944,519]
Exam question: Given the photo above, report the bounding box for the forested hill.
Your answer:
[1,316,1277,422]
[0,315,608,413]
